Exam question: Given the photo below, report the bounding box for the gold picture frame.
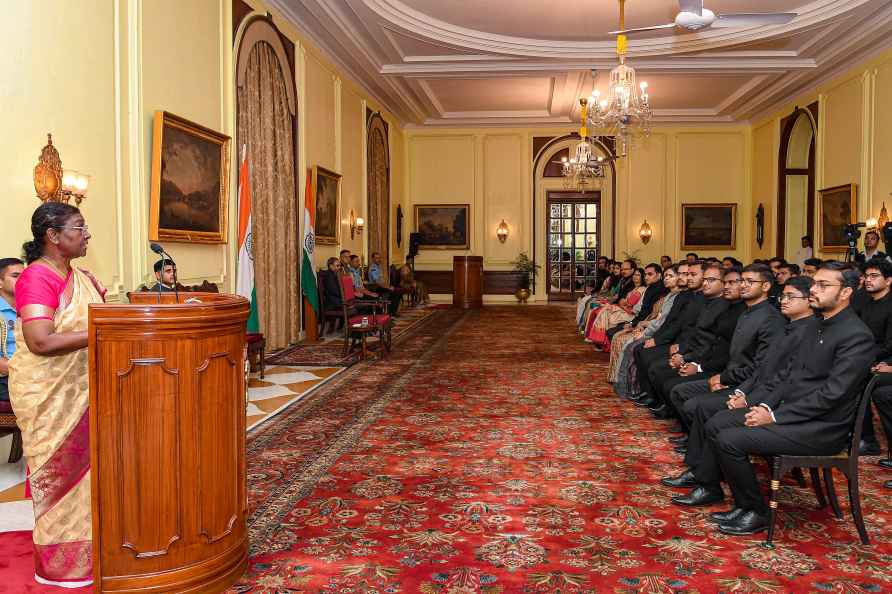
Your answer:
[681,203,737,251]
[149,111,231,244]
[414,204,471,250]
[818,183,857,253]
[313,165,342,245]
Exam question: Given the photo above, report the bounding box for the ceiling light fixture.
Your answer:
[589,0,652,157]
[560,98,609,191]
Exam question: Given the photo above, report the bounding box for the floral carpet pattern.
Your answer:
[234,306,892,593]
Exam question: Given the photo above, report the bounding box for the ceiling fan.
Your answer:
[609,0,796,35]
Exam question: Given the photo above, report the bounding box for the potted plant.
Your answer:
[510,252,540,303]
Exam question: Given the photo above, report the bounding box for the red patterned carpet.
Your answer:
[234,305,892,593]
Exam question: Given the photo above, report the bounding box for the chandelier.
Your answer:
[588,0,652,157]
[561,98,608,191]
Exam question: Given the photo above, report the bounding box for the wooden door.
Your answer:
[547,192,600,301]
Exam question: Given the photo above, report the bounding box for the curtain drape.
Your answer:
[367,116,390,267]
[237,41,300,350]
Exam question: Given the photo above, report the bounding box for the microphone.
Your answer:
[149,242,179,303]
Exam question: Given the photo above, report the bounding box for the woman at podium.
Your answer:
[8,202,105,588]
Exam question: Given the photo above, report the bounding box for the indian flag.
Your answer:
[236,145,259,332]
[301,171,320,316]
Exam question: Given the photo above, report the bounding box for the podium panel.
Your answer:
[453,256,483,309]
[89,293,249,592]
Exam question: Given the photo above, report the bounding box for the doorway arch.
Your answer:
[533,135,617,299]
[777,104,817,261]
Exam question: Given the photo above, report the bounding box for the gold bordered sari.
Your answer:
[9,266,103,585]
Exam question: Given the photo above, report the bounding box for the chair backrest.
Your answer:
[317,269,328,311]
[340,274,357,302]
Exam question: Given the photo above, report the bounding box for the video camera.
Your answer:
[843,222,866,244]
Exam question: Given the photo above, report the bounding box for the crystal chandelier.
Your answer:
[588,0,652,157]
[561,97,608,191]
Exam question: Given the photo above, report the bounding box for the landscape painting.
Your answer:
[314,166,341,245]
[681,203,737,250]
[415,204,470,249]
[819,183,857,252]
[149,111,230,244]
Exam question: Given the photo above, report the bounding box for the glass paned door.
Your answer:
[547,193,599,300]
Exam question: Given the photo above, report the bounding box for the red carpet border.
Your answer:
[233,306,892,593]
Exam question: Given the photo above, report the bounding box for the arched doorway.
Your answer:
[777,104,818,262]
[533,136,617,301]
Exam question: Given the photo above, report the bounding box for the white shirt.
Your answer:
[794,246,812,267]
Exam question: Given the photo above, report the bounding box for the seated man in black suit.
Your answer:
[673,262,873,536]
[662,275,812,493]
[666,264,784,434]
[148,259,177,292]
[641,262,731,419]
[319,257,374,321]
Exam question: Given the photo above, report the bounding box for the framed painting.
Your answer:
[414,204,470,250]
[313,165,341,245]
[149,111,231,244]
[681,203,737,250]
[819,183,857,252]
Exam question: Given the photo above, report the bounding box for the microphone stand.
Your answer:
[157,252,165,304]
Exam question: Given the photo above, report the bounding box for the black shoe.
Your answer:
[859,440,882,457]
[672,486,724,507]
[885,480,892,489]
[668,436,688,446]
[878,458,892,469]
[667,421,685,434]
[651,405,674,420]
[661,470,698,488]
[634,397,657,408]
[628,391,648,402]
[708,507,744,524]
[718,510,768,535]
[674,445,688,454]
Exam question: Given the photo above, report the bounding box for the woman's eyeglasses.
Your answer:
[62,225,89,235]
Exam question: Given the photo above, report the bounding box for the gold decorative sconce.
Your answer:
[878,202,889,229]
[496,219,509,243]
[638,219,652,244]
[349,209,365,240]
[33,133,89,205]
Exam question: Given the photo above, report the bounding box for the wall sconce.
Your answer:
[33,133,89,205]
[496,219,509,243]
[349,209,364,240]
[638,219,653,244]
[867,217,879,230]
[878,202,889,229]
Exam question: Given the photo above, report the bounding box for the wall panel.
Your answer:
[483,134,523,264]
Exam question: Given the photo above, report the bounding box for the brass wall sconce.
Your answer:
[878,202,889,229]
[638,219,652,244]
[33,133,90,205]
[496,219,509,243]
[349,209,365,240]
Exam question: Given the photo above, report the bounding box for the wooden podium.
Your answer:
[88,292,250,593]
[453,256,483,309]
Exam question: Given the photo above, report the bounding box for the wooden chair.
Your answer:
[336,274,393,357]
[0,400,23,463]
[765,374,882,547]
[246,333,265,379]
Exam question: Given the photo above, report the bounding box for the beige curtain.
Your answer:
[237,41,299,350]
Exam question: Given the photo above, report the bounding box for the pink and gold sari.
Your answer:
[9,266,104,587]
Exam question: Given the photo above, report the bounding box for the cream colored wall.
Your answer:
[751,47,892,260]
[3,0,404,309]
[406,125,749,300]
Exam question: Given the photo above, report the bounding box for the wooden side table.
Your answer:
[349,324,381,361]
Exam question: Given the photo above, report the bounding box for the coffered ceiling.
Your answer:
[267,0,892,126]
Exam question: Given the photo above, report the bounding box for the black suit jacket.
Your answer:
[856,291,892,363]
[713,300,785,384]
[320,270,343,308]
[752,307,874,450]
[652,291,704,347]
[679,295,730,356]
[737,315,812,395]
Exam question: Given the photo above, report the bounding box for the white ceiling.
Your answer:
[269,0,892,126]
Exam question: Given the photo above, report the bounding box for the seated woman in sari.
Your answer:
[8,202,105,588]
[608,266,679,382]
[585,268,646,348]
[577,261,621,331]
[613,264,684,396]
